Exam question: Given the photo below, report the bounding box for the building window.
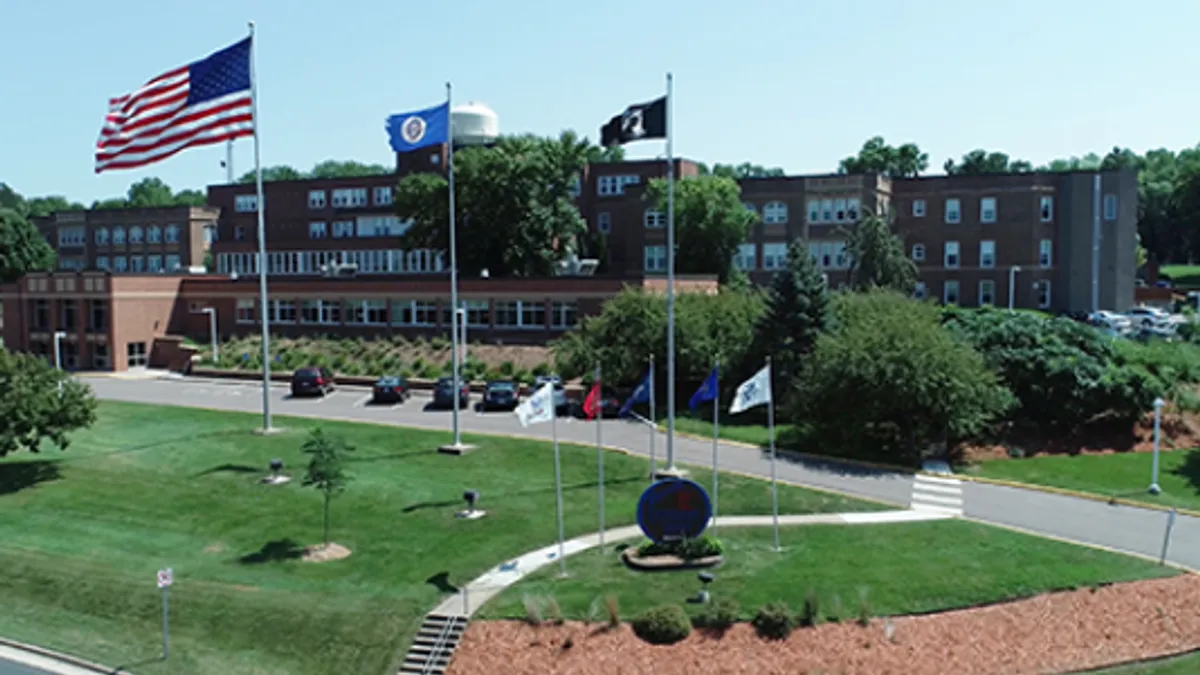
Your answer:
[165,254,181,271]
[332,220,355,238]
[820,199,834,222]
[1039,239,1053,267]
[644,245,667,273]
[1103,194,1117,221]
[90,300,109,332]
[833,199,848,222]
[979,240,995,268]
[59,299,77,330]
[1040,196,1054,222]
[234,195,258,212]
[30,299,49,330]
[944,198,961,224]
[300,299,341,325]
[270,299,297,324]
[344,299,387,325]
[762,243,788,270]
[92,343,110,370]
[57,226,85,247]
[943,280,960,305]
[733,243,756,271]
[111,227,126,245]
[95,256,109,271]
[1037,280,1052,308]
[464,300,490,328]
[236,299,256,323]
[411,301,437,326]
[234,226,245,241]
[980,197,997,224]
[596,212,611,234]
[147,255,163,273]
[113,256,128,272]
[846,197,860,221]
[911,244,925,262]
[331,188,368,208]
[147,226,162,243]
[519,300,546,329]
[979,280,996,306]
[130,256,145,273]
[126,342,148,368]
[95,228,110,245]
[914,282,927,299]
[129,226,144,244]
[597,174,639,196]
[165,224,180,243]
[373,187,393,206]
[493,301,519,328]
[551,302,577,329]
[763,201,788,224]
[944,241,960,269]
[644,209,666,229]
[309,222,328,239]
[913,199,926,217]
[807,200,820,223]
[308,190,326,209]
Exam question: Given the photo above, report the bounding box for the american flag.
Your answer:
[95,38,254,174]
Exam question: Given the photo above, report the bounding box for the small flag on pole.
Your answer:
[514,382,556,428]
[583,379,602,421]
[95,38,254,173]
[730,364,772,415]
[619,369,652,417]
[600,97,667,147]
[689,366,719,411]
[386,102,450,152]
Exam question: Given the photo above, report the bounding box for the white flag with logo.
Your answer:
[514,382,556,427]
[729,364,772,414]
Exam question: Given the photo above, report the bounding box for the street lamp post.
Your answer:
[1150,397,1165,495]
[53,331,67,370]
[1008,266,1021,311]
[201,308,218,363]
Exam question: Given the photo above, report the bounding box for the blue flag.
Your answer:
[386,102,450,152]
[619,369,652,417]
[689,366,719,411]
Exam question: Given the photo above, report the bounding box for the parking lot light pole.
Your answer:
[1008,266,1021,311]
[201,308,218,363]
[53,331,67,370]
[1150,397,1165,495]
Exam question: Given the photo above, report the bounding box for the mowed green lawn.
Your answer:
[1083,652,1200,674]
[0,401,884,675]
[969,449,1200,512]
[478,521,1175,622]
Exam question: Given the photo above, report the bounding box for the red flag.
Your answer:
[583,380,601,420]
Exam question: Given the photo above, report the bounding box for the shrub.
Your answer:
[635,535,724,560]
[752,601,796,640]
[692,598,739,632]
[429,335,449,351]
[799,589,821,627]
[855,587,872,627]
[631,605,692,645]
[521,593,543,625]
[603,594,621,628]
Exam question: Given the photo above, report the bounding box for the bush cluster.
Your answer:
[752,601,796,640]
[631,604,692,645]
[635,535,724,560]
[691,598,739,631]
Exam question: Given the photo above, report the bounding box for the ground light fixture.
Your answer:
[457,489,486,520]
[261,458,290,485]
[695,571,715,604]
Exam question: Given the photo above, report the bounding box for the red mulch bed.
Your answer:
[963,410,1200,462]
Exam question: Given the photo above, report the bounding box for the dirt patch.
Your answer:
[446,575,1200,675]
[302,543,351,563]
[203,544,225,554]
[963,409,1200,462]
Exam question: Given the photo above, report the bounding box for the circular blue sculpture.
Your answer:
[636,478,712,543]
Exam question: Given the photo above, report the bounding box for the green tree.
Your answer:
[644,175,756,283]
[696,163,786,179]
[395,132,590,277]
[238,165,305,183]
[24,196,86,218]
[845,211,917,294]
[838,137,928,178]
[125,177,177,207]
[743,240,828,397]
[0,349,98,457]
[0,208,55,282]
[309,160,390,179]
[943,150,1033,175]
[173,189,207,206]
[792,291,1013,464]
[300,428,355,547]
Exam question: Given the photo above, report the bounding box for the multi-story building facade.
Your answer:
[32,205,219,274]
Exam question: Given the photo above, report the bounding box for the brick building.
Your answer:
[31,205,219,274]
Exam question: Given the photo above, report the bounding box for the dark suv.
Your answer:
[432,376,470,409]
[291,367,335,397]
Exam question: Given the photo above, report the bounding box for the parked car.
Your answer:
[1127,306,1172,329]
[534,375,570,415]
[481,380,520,411]
[432,376,470,409]
[291,367,335,397]
[371,375,410,404]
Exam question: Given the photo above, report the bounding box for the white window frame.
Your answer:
[147,226,162,244]
[57,226,85,247]
[980,197,997,224]
[128,226,144,244]
[596,212,611,234]
[644,245,667,273]
[332,220,355,238]
[126,342,149,368]
[165,224,180,244]
[1037,280,1052,309]
[763,201,788,225]
[331,188,368,208]
[373,186,393,206]
[847,197,860,221]
[111,227,126,245]
[236,299,256,323]
[147,255,162,273]
[234,195,258,212]
[820,199,834,222]
[309,221,328,239]
[308,190,327,209]
[979,240,996,269]
[943,280,960,305]
[1040,196,1054,222]
[911,244,925,262]
[550,301,577,329]
[1103,194,1117,221]
[113,256,127,272]
[944,198,961,224]
[807,200,820,223]
[165,254,181,271]
[130,256,145,272]
[944,241,960,269]
[95,228,109,245]
[834,199,847,223]
[96,256,110,271]
[978,280,996,306]
[644,209,666,229]
[1039,239,1053,268]
[914,281,927,299]
[762,243,788,270]
[913,199,926,217]
[733,243,756,271]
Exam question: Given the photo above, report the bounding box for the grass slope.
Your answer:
[0,401,880,675]
[478,521,1176,622]
[1083,651,1200,674]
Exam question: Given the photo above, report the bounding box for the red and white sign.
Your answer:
[157,568,174,589]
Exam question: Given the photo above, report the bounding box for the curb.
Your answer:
[0,637,125,674]
[952,473,1200,519]
[659,425,918,475]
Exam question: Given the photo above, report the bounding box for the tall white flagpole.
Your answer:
[711,359,720,535]
[552,397,567,576]
[247,21,273,433]
[595,363,605,548]
[664,71,678,476]
[767,356,779,551]
[446,82,462,448]
[225,140,234,183]
[648,355,657,480]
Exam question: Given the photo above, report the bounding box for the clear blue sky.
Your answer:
[3,0,1197,204]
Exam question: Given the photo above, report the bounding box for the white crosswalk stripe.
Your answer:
[911,473,964,516]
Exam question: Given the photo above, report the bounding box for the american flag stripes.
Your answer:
[95,38,254,174]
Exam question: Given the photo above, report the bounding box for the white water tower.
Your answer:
[451,102,499,146]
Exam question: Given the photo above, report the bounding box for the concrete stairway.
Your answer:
[397,613,469,675]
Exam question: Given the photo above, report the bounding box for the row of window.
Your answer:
[911,194,1116,224]
[915,280,1052,309]
[235,298,578,330]
[25,340,124,370]
[90,224,183,246]
[302,187,395,210]
[912,239,1053,269]
[308,216,411,239]
[215,249,446,276]
[95,255,183,273]
[27,298,109,332]
[597,174,641,196]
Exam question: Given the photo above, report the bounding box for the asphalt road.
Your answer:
[80,375,1200,570]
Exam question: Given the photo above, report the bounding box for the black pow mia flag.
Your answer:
[599,96,667,147]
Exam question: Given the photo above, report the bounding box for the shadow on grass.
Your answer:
[109,655,165,673]
[1169,449,1200,496]
[348,449,438,464]
[0,460,62,495]
[398,476,644,513]
[82,429,252,460]
[425,571,459,594]
[195,463,261,477]
[238,539,306,564]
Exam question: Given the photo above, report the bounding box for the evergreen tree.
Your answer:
[846,212,917,294]
[743,240,829,398]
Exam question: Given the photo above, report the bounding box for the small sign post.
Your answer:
[157,568,173,660]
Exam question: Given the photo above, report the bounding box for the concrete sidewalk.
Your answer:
[0,642,122,675]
